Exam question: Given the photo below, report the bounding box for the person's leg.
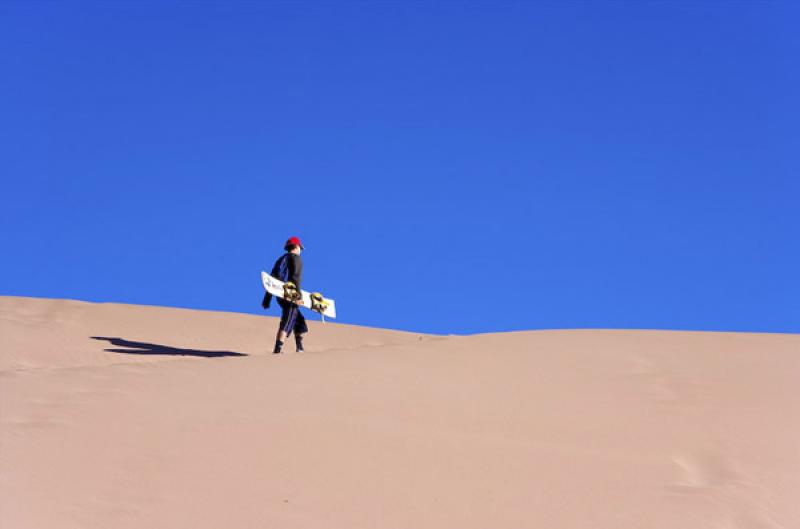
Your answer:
[294,311,308,352]
[274,329,287,353]
[274,301,297,354]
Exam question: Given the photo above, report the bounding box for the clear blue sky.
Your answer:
[1,2,797,334]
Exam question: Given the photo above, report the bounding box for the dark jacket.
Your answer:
[276,252,303,290]
[262,252,303,310]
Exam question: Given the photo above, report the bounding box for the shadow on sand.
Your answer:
[91,336,248,358]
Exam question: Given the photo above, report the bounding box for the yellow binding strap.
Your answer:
[310,292,328,314]
[283,282,300,302]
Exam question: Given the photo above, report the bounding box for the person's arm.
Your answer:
[289,254,303,289]
[288,254,304,303]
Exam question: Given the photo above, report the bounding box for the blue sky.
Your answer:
[1,2,797,334]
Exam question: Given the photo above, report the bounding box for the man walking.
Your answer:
[262,236,308,354]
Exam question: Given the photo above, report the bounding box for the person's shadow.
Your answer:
[91,336,247,358]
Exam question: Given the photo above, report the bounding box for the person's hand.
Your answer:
[296,299,304,306]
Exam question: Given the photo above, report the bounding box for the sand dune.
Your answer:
[1,296,798,528]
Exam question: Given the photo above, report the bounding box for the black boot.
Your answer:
[295,335,304,353]
[273,340,284,354]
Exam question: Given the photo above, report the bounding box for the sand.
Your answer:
[1,295,798,528]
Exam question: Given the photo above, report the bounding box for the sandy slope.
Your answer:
[1,296,798,528]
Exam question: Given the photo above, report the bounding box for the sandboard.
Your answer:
[261,271,337,319]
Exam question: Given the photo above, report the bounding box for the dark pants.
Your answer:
[278,299,308,337]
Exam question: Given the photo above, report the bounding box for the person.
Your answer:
[262,236,309,354]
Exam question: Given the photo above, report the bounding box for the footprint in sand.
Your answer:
[625,354,683,403]
[669,452,781,528]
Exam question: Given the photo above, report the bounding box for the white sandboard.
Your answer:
[261,271,337,319]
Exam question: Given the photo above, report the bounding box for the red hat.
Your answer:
[285,236,304,250]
